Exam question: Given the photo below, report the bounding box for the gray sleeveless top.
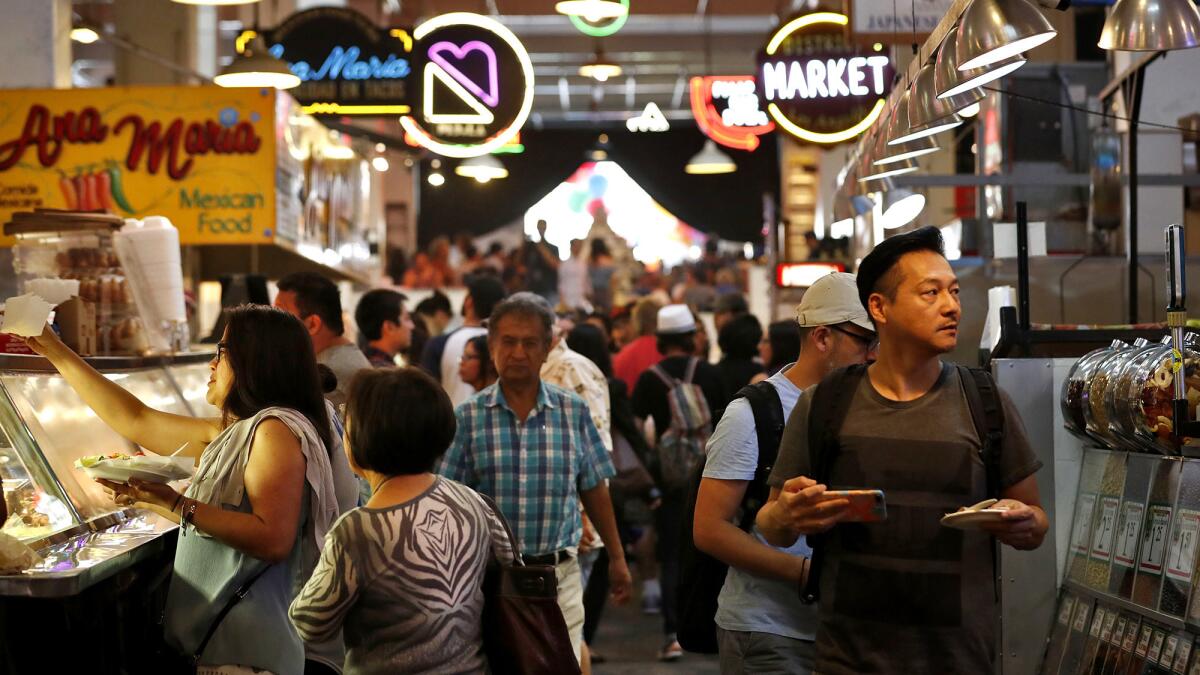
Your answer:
[164,407,340,674]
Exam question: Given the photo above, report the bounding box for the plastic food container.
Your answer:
[1084,342,1141,449]
[1120,334,1200,454]
[1062,340,1128,444]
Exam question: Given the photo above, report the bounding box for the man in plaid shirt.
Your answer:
[438,293,633,663]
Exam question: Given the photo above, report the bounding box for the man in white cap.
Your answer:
[632,303,730,662]
[693,272,876,674]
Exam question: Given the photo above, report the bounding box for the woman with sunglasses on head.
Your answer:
[22,305,346,675]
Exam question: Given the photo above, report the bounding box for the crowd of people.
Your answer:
[12,225,1051,675]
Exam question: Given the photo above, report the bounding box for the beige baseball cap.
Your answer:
[795,272,874,331]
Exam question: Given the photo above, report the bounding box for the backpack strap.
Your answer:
[683,356,700,384]
[736,381,785,531]
[800,363,868,604]
[956,365,1005,499]
[649,363,678,389]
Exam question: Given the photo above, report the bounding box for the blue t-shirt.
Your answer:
[702,364,816,641]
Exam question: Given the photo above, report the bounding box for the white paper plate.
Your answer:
[76,456,193,484]
[940,508,1010,530]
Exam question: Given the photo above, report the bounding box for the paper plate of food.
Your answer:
[940,499,1011,530]
[74,452,193,484]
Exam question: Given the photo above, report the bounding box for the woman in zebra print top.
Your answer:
[290,367,512,674]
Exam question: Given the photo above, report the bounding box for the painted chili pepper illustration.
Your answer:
[73,173,90,210]
[58,172,78,211]
[86,170,103,212]
[106,163,136,213]
[95,169,115,212]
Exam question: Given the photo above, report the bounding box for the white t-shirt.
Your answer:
[441,326,488,407]
[558,257,590,312]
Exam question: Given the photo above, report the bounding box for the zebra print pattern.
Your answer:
[289,478,512,675]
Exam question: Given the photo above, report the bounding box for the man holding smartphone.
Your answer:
[757,227,1048,674]
[694,273,876,674]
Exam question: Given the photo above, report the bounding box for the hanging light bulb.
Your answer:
[71,27,100,44]
[428,172,446,187]
[881,188,927,229]
[685,140,737,174]
[372,156,390,172]
[556,0,628,21]
[214,36,300,89]
[579,54,622,82]
[1098,0,1200,50]
[456,154,508,183]
[955,0,1057,70]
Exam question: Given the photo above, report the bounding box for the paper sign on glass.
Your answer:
[1073,493,1098,554]
[1058,596,1076,626]
[1115,502,1145,567]
[1165,510,1200,583]
[1141,506,1174,574]
[1092,496,1120,561]
[1074,602,1091,632]
[1174,637,1193,674]
[1137,626,1154,657]
[1090,607,1107,638]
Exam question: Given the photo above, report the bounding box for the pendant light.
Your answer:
[579,49,622,82]
[215,35,300,89]
[829,193,855,236]
[556,0,628,21]
[886,89,945,147]
[860,156,919,182]
[685,139,737,174]
[958,101,982,117]
[173,0,259,4]
[955,0,1057,70]
[456,154,508,183]
[881,188,927,229]
[935,26,1026,101]
[876,97,939,162]
[1098,0,1200,51]
[908,63,966,138]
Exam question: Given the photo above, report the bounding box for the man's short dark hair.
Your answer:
[277,272,345,336]
[855,226,946,311]
[355,289,406,342]
[468,275,507,320]
[345,367,456,475]
[488,292,554,346]
[414,290,452,318]
[713,292,749,315]
[656,331,696,355]
[718,313,763,360]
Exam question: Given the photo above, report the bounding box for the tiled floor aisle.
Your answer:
[590,590,720,675]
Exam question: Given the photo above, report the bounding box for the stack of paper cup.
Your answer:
[115,217,186,352]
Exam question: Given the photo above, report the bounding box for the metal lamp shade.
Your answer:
[1098,0,1200,51]
[935,26,1026,103]
[874,114,938,165]
[214,36,300,89]
[860,156,918,183]
[909,63,966,133]
[955,0,1057,70]
[881,188,927,229]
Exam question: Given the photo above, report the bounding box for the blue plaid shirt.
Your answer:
[437,381,616,556]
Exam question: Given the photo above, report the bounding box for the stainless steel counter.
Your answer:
[0,509,176,598]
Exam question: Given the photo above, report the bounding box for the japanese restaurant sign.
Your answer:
[757,12,895,145]
[245,6,414,116]
[0,86,277,246]
[849,0,956,44]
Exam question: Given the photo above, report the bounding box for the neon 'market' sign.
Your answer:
[756,12,894,144]
[761,55,890,101]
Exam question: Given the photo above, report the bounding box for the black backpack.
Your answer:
[677,380,786,654]
[800,363,1005,604]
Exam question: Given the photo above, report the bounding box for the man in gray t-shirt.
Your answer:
[695,272,876,674]
[757,227,1048,675]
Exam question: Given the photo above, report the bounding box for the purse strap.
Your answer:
[475,491,526,567]
[191,563,272,665]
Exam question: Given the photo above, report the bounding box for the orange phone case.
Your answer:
[823,489,887,522]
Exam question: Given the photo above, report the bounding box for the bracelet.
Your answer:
[181,499,198,534]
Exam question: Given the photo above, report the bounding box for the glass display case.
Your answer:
[0,351,214,596]
[1063,340,1128,446]
[1084,342,1138,449]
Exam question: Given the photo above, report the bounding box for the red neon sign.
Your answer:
[689,76,774,151]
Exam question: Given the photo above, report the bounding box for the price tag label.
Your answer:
[1138,626,1154,657]
[1124,621,1141,652]
[1074,602,1092,632]
[1101,611,1118,642]
[1166,510,1200,583]
[1176,637,1194,674]
[1090,607,1107,638]
[1092,496,1120,561]
[1074,494,1098,554]
[1150,630,1167,663]
[1059,596,1076,626]
[1113,617,1129,646]
[1163,635,1180,667]
[1141,506,1175,574]
[1115,502,1145,567]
